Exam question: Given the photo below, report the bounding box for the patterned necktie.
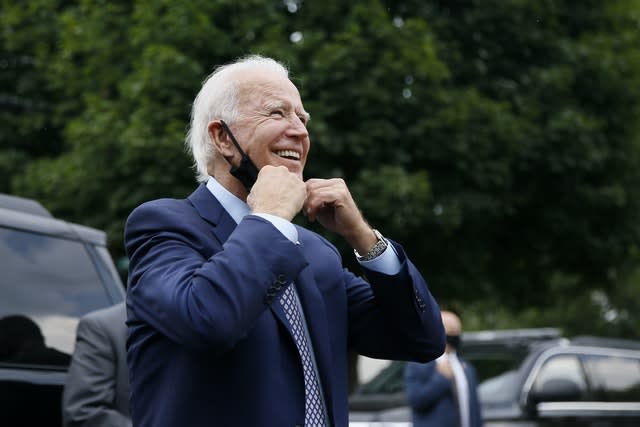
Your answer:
[280,285,327,426]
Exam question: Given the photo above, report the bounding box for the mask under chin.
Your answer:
[446,335,461,349]
[230,156,259,192]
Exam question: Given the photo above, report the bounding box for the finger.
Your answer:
[304,187,338,217]
[305,177,345,192]
[303,195,324,221]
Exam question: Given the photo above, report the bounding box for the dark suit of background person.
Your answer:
[124,55,446,427]
[62,302,131,427]
[405,310,483,427]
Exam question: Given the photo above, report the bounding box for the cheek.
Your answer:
[251,151,271,167]
[303,142,311,162]
[256,144,280,167]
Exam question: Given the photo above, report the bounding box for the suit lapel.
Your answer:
[188,184,295,340]
[266,243,334,418]
[190,183,333,414]
[269,296,289,333]
[188,183,237,246]
[294,261,334,416]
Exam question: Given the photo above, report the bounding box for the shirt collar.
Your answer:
[437,350,458,362]
[206,176,250,225]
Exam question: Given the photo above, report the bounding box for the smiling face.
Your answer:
[227,69,310,180]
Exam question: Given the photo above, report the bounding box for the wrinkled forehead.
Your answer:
[236,69,305,109]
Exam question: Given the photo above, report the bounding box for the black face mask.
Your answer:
[446,334,461,349]
[219,120,259,192]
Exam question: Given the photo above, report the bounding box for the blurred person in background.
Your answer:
[405,310,483,427]
[124,54,445,427]
[62,302,130,427]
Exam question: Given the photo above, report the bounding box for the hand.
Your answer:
[247,165,306,221]
[303,178,377,253]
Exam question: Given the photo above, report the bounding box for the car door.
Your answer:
[0,224,125,427]
[524,349,640,427]
[579,351,640,426]
[526,353,590,427]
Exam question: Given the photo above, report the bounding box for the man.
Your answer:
[404,310,483,427]
[62,302,131,427]
[124,54,445,427]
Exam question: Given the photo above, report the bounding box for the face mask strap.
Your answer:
[219,120,259,191]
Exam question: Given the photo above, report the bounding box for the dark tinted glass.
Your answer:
[464,343,531,383]
[478,369,521,403]
[583,354,640,401]
[358,360,406,394]
[0,227,114,366]
[531,354,588,400]
[469,343,533,403]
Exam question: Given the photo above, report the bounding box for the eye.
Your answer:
[270,110,285,117]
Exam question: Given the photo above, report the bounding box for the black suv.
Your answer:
[0,194,125,427]
[349,328,640,426]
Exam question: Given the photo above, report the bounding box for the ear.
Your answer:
[207,120,235,158]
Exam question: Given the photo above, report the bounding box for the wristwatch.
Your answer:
[354,229,388,261]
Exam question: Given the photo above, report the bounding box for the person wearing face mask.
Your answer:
[404,310,483,427]
[124,55,445,427]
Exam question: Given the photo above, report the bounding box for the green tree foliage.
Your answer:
[0,0,67,193]
[2,0,640,337]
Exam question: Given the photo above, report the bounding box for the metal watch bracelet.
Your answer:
[354,229,388,261]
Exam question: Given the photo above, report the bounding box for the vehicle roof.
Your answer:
[0,193,53,217]
[0,194,106,246]
[460,328,564,359]
[464,327,562,344]
[569,335,640,350]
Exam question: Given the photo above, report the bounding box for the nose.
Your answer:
[286,115,309,139]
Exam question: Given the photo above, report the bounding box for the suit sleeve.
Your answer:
[345,240,445,362]
[404,361,451,411]
[62,316,132,427]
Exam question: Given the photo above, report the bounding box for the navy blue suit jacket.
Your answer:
[405,357,483,427]
[124,184,445,427]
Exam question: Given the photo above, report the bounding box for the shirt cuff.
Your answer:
[251,213,299,244]
[357,244,401,274]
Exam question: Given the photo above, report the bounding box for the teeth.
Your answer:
[275,150,300,160]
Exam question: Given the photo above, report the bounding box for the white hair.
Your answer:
[185,55,290,182]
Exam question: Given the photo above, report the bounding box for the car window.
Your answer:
[470,341,539,403]
[358,360,406,394]
[464,344,530,383]
[0,227,117,368]
[531,354,587,399]
[583,354,640,401]
[478,369,521,402]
